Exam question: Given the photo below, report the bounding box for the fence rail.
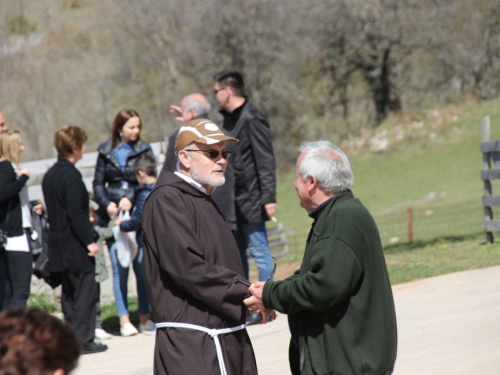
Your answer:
[279,198,482,256]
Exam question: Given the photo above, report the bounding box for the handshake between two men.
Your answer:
[244,282,276,324]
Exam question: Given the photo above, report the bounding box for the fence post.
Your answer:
[407,207,413,242]
[482,116,494,243]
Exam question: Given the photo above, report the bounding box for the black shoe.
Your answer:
[82,342,108,355]
[245,313,262,326]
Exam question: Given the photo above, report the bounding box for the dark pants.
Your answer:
[61,272,98,345]
[3,250,33,309]
[0,249,5,310]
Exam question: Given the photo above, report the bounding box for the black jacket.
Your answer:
[162,125,246,231]
[220,100,277,224]
[93,138,153,223]
[42,157,95,273]
[0,160,29,237]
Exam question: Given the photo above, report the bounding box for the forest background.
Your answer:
[1,0,500,169]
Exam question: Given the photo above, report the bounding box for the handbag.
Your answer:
[112,211,138,268]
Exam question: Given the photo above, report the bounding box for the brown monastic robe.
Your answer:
[142,171,258,375]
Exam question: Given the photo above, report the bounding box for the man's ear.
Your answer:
[177,150,190,170]
[308,176,318,192]
[53,369,64,375]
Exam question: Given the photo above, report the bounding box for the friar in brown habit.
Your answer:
[142,119,270,375]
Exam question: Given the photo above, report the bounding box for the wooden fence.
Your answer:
[480,116,500,243]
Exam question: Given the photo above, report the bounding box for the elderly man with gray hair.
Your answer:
[244,140,398,375]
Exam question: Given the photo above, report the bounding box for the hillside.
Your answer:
[276,98,500,236]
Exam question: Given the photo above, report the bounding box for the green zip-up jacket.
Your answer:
[263,191,397,375]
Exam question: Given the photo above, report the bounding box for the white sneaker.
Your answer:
[120,322,139,337]
[95,328,112,341]
[139,319,157,335]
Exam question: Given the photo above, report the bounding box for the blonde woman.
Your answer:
[0,131,42,309]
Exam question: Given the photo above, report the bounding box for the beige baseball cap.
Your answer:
[174,119,238,154]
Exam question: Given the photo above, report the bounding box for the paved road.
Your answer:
[75,266,500,375]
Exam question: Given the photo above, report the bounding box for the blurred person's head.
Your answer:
[174,119,237,194]
[133,153,157,185]
[0,112,7,133]
[0,308,81,375]
[54,126,87,163]
[294,140,354,213]
[0,130,25,165]
[213,70,246,111]
[180,94,211,122]
[111,108,142,148]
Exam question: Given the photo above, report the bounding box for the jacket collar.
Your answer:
[219,97,248,130]
[312,190,353,235]
[98,138,149,158]
[56,156,76,167]
[154,170,208,198]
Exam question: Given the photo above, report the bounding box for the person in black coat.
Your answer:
[92,108,154,336]
[0,130,43,310]
[42,126,107,354]
[213,71,277,281]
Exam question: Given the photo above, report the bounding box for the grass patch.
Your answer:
[384,233,500,284]
[28,293,59,313]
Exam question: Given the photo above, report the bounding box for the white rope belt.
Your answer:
[155,322,246,375]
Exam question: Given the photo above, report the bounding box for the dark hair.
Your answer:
[0,308,81,375]
[213,70,246,97]
[54,126,87,158]
[111,108,141,148]
[133,153,157,177]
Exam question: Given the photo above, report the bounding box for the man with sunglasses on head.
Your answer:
[142,118,265,375]
[243,141,397,375]
[213,70,277,325]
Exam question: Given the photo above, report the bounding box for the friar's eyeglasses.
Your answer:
[184,149,231,160]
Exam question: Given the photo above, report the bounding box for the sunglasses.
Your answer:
[184,149,231,160]
[235,249,277,287]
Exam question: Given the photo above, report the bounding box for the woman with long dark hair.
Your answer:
[0,130,42,309]
[93,108,155,336]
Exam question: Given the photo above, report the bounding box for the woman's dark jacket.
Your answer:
[92,138,153,222]
[119,183,154,247]
[42,157,95,273]
[220,100,277,224]
[0,160,29,237]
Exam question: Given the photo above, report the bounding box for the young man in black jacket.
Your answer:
[213,71,277,326]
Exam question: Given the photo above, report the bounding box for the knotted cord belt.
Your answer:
[155,322,246,375]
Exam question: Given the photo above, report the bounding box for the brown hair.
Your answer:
[133,153,157,177]
[111,108,141,148]
[0,130,22,165]
[0,308,81,375]
[213,70,246,97]
[54,126,87,158]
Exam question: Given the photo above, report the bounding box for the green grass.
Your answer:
[384,233,500,284]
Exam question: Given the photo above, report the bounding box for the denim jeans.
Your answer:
[108,241,150,317]
[233,222,274,281]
